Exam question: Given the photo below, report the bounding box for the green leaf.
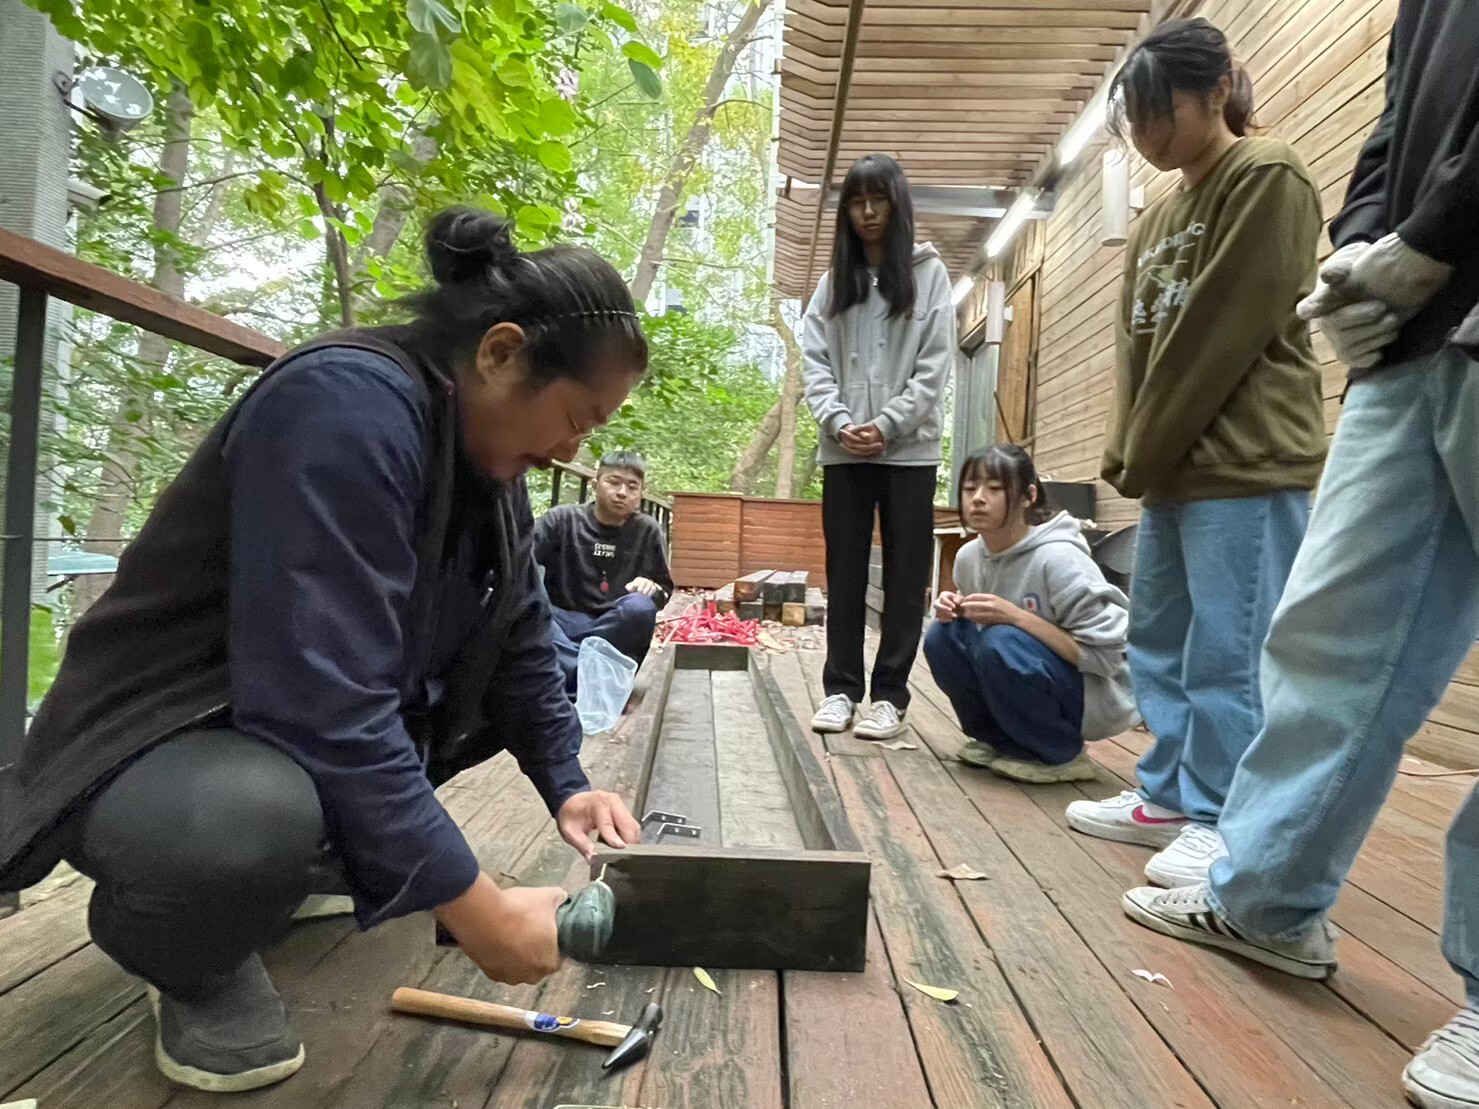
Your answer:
[627,58,662,100]
[693,967,720,994]
[58,514,76,537]
[554,2,589,32]
[538,96,579,136]
[621,40,662,70]
[407,31,454,90]
[298,217,323,239]
[904,979,959,1003]
[600,2,639,34]
[280,51,317,92]
[516,203,553,231]
[537,141,572,173]
[407,0,460,37]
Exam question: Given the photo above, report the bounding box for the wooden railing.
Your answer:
[538,458,673,541]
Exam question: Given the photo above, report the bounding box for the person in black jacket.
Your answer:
[535,450,674,693]
[1117,6,1479,1106]
[0,208,645,1094]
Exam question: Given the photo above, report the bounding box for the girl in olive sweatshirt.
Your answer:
[1065,19,1326,890]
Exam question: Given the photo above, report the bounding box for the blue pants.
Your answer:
[550,592,658,695]
[923,621,1085,765]
[1129,490,1309,824]
[1210,349,1479,981]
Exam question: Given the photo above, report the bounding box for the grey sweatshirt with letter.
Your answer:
[801,243,956,466]
[951,513,1140,742]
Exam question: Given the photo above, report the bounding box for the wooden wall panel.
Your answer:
[670,493,744,589]
[1028,0,1479,765]
[740,500,829,583]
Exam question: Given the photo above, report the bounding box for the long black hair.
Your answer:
[957,445,1052,528]
[827,154,917,320]
[1108,18,1255,141]
[401,206,648,386]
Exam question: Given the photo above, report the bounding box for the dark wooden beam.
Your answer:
[0,228,283,367]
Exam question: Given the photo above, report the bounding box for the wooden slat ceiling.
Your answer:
[773,0,1154,298]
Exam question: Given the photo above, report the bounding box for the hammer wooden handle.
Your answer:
[390,987,630,1047]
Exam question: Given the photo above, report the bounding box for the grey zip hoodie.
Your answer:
[950,513,1140,742]
[801,242,956,466]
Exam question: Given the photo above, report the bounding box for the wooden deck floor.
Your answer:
[2,644,1472,1109]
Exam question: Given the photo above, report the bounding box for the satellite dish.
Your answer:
[74,67,154,135]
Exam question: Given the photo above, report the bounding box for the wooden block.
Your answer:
[762,570,791,607]
[805,587,826,625]
[592,846,870,972]
[781,602,806,627]
[734,569,774,602]
[739,600,764,622]
[763,602,783,622]
[715,583,736,614]
[782,571,808,604]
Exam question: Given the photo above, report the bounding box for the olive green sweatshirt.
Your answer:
[1102,137,1327,502]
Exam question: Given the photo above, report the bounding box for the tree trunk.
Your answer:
[315,182,355,328]
[728,395,781,495]
[350,134,436,316]
[74,86,195,616]
[772,302,802,497]
[628,0,771,305]
[795,452,818,494]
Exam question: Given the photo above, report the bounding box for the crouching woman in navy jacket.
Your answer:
[0,209,645,1094]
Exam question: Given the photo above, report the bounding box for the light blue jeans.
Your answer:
[1210,347,1479,988]
[1130,491,1310,824]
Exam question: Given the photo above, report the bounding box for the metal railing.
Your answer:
[538,458,673,541]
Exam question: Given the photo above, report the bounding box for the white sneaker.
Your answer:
[1145,824,1227,888]
[853,701,906,741]
[1065,789,1190,848]
[1405,1005,1479,1108]
[811,694,856,734]
[1122,882,1338,980]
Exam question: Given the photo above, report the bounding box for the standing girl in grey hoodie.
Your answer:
[802,154,956,741]
[925,446,1140,782]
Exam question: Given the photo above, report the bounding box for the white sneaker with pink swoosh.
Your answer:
[1065,790,1190,849]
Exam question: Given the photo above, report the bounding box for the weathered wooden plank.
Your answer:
[641,669,723,844]
[592,845,870,972]
[710,671,806,851]
[830,754,1075,1109]
[638,965,784,1109]
[734,570,775,602]
[781,909,933,1109]
[765,652,829,767]
[884,748,1218,1109]
[0,877,93,996]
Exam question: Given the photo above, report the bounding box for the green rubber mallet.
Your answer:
[434,877,615,963]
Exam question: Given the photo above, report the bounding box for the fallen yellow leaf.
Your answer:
[693,966,720,994]
[905,978,959,1003]
[935,864,988,881]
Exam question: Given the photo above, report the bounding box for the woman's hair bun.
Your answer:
[424,206,519,285]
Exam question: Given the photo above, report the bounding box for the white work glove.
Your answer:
[1298,243,1370,321]
[1300,235,1453,323]
[1314,299,1404,370]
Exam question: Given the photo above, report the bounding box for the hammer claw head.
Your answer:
[601,1002,663,1072]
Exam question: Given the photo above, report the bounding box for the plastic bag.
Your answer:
[575,636,638,735]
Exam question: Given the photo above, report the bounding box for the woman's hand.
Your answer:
[839,424,885,458]
[959,593,1024,628]
[557,790,642,861]
[933,591,963,623]
[435,873,565,985]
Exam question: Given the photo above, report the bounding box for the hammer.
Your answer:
[390,988,662,1071]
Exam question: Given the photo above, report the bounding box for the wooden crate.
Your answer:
[592,643,870,972]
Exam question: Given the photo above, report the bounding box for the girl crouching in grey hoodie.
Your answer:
[925,446,1140,783]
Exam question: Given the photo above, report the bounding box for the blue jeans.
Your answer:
[1130,490,1309,824]
[549,592,659,695]
[1210,348,1479,981]
[923,621,1085,765]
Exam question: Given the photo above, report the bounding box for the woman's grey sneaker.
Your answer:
[853,701,906,740]
[991,751,1097,784]
[956,740,1002,768]
[811,694,856,734]
[147,954,305,1092]
[1404,1005,1479,1109]
[1122,882,1337,980]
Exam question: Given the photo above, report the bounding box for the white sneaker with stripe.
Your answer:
[1122,882,1337,980]
[1405,1005,1479,1109]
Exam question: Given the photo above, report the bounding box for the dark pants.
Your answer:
[549,592,659,695]
[63,729,327,1001]
[923,621,1086,765]
[821,463,937,709]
